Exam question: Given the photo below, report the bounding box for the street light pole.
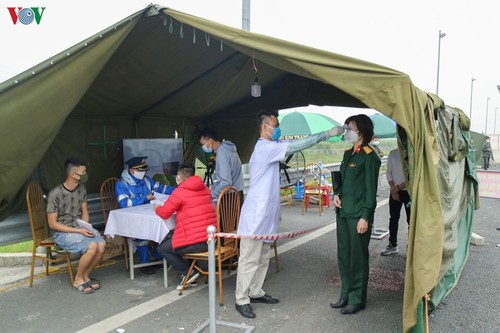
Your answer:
[496,85,500,134]
[495,107,498,134]
[242,0,250,31]
[485,97,490,134]
[436,30,446,95]
[469,78,475,119]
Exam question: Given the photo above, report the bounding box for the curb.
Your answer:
[0,251,81,267]
[0,253,34,267]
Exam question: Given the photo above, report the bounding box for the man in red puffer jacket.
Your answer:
[154,163,216,291]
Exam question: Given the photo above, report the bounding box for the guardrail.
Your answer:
[0,157,387,247]
[243,157,387,194]
[0,194,105,247]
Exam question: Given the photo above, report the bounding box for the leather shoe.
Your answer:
[141,266,157,275]
[235,303,256,319]
[250,294,280,304]
[340,304,364,315]
[330,299,348,309]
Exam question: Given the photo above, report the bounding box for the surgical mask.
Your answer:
[265,124,281,141]
[372,140,380,146]
[133,171,145,180]
[344,130,359,144]
[201,143,212,153]
[75,173,88,184]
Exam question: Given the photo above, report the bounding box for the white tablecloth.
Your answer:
[104,203,176,243]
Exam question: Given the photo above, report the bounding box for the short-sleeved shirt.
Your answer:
[46,183,87,228]
[237,138,288,236]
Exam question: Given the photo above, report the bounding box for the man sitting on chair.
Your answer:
[115,156,176,274]
[47,158,106,294]
[154,163,217,291]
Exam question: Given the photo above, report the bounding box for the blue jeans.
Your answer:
[53,230,105,255]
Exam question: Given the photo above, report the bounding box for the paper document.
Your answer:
[150,199,165,206]
[77,219,96,233]
[151,192,170,204]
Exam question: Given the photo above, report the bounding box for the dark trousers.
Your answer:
[483,155,490,170]
[156,238,208,275]
[336,216,372,306]
[388,190,411,247]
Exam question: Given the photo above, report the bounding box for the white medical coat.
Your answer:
[238,138,288,236]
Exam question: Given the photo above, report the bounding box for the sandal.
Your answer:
[73,281,94,294]
[88,277,101,290]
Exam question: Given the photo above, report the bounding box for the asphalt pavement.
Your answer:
[0,175,499,333]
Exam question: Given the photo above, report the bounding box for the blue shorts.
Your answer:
[53,230,105,255]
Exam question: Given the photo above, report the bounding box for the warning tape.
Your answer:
[211,225,323,241]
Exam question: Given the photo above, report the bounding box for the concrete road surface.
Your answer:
[1,176,499,333]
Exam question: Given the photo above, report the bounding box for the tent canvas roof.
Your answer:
[0,5,474,332]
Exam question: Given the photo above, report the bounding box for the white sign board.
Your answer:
[123,138,183,177]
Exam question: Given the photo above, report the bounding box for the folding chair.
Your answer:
[302,163,324,215]
[100,177,128,269]
[180,186,240,305]
[26,181,74,287]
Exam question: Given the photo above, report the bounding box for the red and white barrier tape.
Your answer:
[208,225,323,241]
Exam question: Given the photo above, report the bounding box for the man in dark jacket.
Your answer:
[154,163,216,290]
[482,137,492,170]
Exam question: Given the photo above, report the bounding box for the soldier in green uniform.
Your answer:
[330,114,381,315]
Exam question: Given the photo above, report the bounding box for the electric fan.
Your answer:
[279,151,306,188]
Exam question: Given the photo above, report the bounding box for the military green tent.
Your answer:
[0,5,479,332]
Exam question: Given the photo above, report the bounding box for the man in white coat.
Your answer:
[234,109,344,319]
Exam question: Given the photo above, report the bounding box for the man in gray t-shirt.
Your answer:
[46,184,86,228]
[46,158,105,294]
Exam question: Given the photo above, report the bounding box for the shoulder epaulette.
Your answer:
[363,146,373,154]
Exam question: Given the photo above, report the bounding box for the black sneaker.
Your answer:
[141,266,158,275]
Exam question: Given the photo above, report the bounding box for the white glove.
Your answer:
[328,126,345,137]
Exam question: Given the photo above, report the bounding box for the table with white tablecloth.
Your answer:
[104,203,175,287]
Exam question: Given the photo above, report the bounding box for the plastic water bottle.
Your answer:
[294,179,304,200]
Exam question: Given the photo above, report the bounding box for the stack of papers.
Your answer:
[77,219,97,233]
[150,192,170,206]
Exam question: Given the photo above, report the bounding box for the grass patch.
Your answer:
[0,240,33,253]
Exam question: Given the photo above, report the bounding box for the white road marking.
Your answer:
[76,198,390,332]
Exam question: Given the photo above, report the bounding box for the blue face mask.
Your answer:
[266,124,281,141]
[201,144,212,153]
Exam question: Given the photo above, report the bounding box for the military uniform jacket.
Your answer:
[334,144,381,222]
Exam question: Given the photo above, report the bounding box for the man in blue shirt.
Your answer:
[115,156,176,274]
